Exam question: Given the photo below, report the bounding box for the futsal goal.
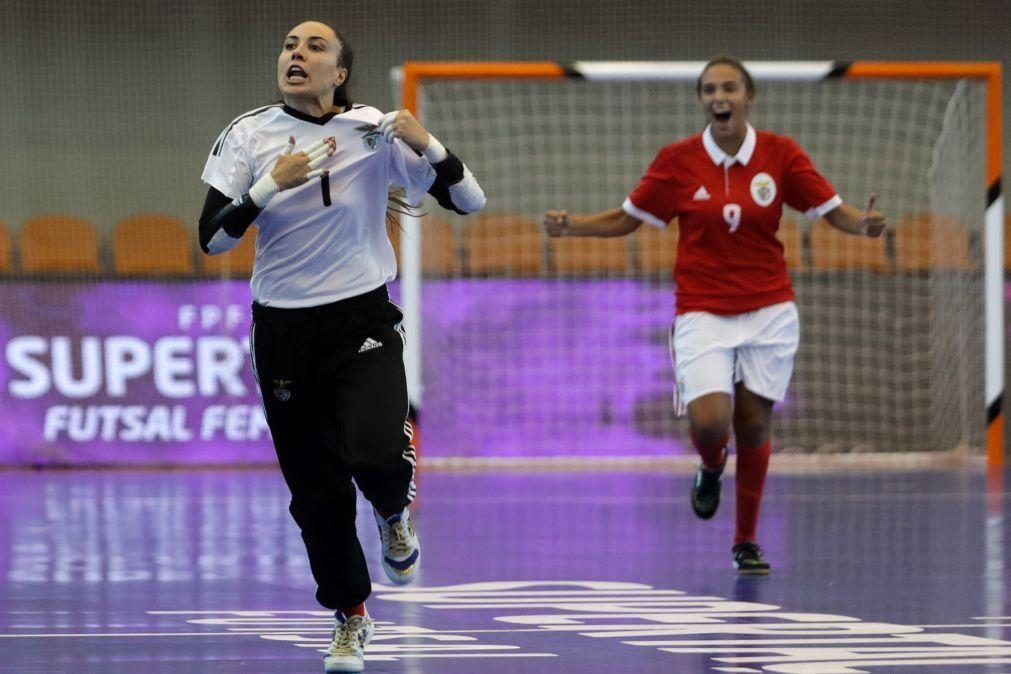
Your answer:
[392,61,1003,467]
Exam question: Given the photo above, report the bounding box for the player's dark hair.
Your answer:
[696,56,756,97]
[332,27,353,108]
[385,187,424,235]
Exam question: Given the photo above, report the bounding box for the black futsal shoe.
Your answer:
[732,541,771,575]
[690,456,725,520]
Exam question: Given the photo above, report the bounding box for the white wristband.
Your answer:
[422,134,448,164]
[248,173,280,208]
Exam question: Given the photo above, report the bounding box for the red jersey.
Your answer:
[624,125,840,315]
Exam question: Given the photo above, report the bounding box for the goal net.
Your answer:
[394,62,1001,462]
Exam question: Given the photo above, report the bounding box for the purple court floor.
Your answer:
[1,465,1010,673]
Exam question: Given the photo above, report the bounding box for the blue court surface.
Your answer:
[1,465,1009,673]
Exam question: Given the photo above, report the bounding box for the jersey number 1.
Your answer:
[723,204,741,232]
[321,173,332,207]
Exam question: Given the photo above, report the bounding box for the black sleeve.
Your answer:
[198,187,261,254]
[425,150,468,215]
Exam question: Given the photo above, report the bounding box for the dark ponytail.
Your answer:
[332,29,353,109]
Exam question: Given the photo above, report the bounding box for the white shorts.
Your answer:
[669,301,800,414]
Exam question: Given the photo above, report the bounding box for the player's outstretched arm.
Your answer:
[542,208,642,238]
[823,195,886,237]
[378,110,486,214]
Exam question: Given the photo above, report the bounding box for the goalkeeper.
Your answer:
[544,56,884,575]
[198,20,485,674]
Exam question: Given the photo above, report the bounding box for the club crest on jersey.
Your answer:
[355,125,381,152]
[750,172,777,207]
[364,130,383,151]
[354,123,383,151]
[272,379,293,402]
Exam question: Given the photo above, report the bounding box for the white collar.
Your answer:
[702,123,756,167]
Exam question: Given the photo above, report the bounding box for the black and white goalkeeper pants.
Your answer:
[250,285,416,609]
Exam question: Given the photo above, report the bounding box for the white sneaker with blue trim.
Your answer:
[324,613,374,673]
[374,507,420,585]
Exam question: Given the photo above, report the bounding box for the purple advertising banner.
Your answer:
[0,280,690,465]
[418,279,686,458]
[0,282,270,465]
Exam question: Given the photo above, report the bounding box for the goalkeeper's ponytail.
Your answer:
[332,29,354,109]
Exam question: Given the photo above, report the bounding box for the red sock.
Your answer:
[341,602,367,618]
[691,430,728,471]
[734,440,772,545]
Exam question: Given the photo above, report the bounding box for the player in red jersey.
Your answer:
[543,56,885,574]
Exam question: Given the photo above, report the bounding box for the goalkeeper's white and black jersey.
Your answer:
[201,103,463,308]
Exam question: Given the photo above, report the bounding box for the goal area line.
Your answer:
[421,449,984,475]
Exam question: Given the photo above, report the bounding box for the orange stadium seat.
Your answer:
[551,230,632,276]
[893,213,973,272]
[20,215,102,274]
[464,214,544,276]
[200,225,257,277]
[0,222,12,273]
[388,215,460,276]
[809,218,890,272]
[634,221,677,275]
[421,216,460,276]
[113,214,194,276]
[777,217,806,271]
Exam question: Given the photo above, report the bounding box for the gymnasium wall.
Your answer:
[0,0,1007,235]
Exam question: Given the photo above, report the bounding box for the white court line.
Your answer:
[222,627,562,634]
[0,631,255,638]
[416,491,1005,505]
[421,450,983,473]
[15,626,1003,641]
[364,653,557,659]
[915,624,1011,629]
[148,610,334,615]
